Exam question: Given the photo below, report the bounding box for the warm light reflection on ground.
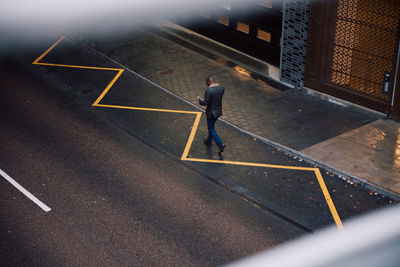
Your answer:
[234,66,251,78]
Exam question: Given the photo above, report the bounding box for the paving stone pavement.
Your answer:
[79,27,379,152]
[81,29,280,139]
[302,119,400,194]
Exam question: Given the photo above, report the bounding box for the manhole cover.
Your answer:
[159,69,174,75]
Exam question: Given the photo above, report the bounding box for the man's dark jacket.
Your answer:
[199,85,224,119]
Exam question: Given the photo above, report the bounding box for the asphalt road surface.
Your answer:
[0,33,395,266]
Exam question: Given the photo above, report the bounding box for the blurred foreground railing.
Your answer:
[227,204,400,267]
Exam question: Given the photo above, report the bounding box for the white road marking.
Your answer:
[0,168,51,212]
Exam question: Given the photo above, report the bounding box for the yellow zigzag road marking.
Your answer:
[33,36,343,230]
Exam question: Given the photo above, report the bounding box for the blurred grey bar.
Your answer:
[227,205,400,267]
[0,0,251,34]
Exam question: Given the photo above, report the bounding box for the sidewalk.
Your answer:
[81,22,400,199]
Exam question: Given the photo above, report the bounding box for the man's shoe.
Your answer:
[203,140,212,146]
[218,144,226,154]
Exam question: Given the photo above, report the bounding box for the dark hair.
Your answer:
[206,76,215,85]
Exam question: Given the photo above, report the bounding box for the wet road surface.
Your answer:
[0,32,396,265]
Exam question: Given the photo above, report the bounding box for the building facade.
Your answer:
[303,0,400,119]
[176,0,400,120]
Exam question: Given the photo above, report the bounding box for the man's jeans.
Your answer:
[206,117,223,147]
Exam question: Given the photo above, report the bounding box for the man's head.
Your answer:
[206,76,215,86]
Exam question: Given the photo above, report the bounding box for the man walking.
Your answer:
[198,76,226,154]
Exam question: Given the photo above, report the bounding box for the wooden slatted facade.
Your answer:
[304,0,400,116]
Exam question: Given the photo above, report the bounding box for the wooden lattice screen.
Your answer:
[305,0,400,113]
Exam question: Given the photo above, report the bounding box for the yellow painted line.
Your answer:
[184,156,343,229]
[93,103,200,115]
[181,112,202,160]
[34,62,122,71]
[314,168,343,230]
[183,157,316,171]
[33,35,343,230]
[32,36,66,64]
[92,69,125,105]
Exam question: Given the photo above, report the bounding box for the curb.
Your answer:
[81,33,400,201]
[222,122,400,202]
[149,25,400,201]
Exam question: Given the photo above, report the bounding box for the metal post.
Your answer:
[391,40,400,108]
